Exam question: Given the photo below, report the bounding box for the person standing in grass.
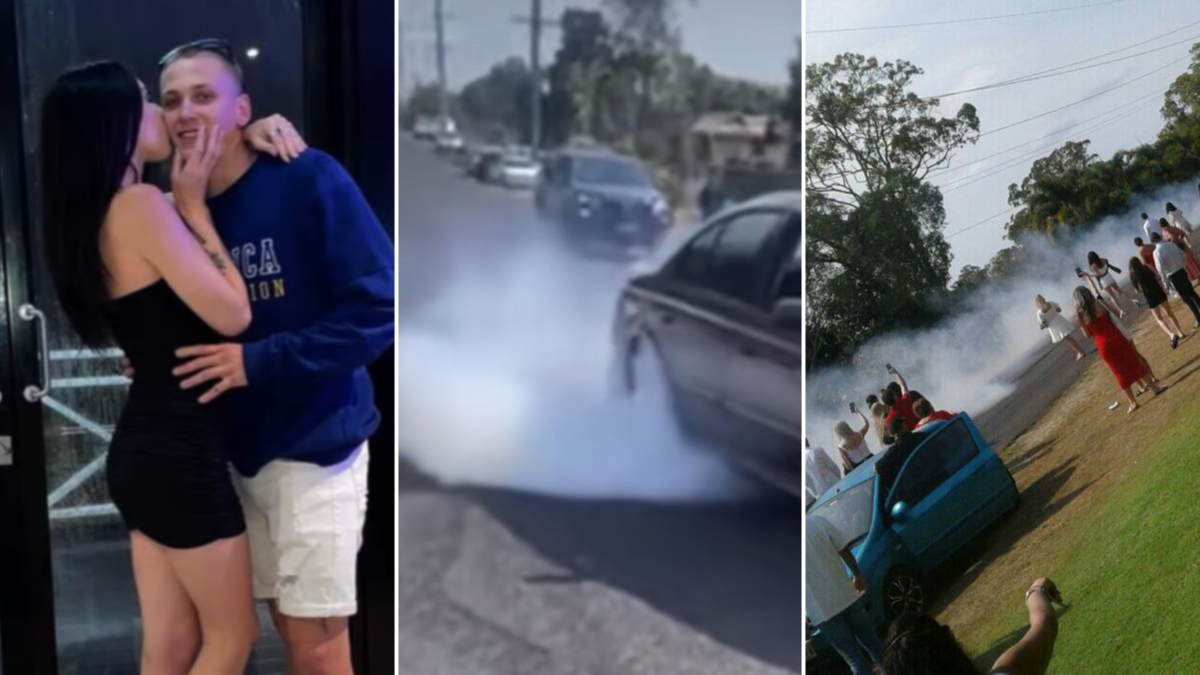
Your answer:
[806,511,885,675]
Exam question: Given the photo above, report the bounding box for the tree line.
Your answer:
[403,0,788,177]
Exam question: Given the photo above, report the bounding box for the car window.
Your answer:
[809,480,875,549]
[670,209,785,304]
[574,157,651,188]
[708,210,786,303]
[888,419,980,511]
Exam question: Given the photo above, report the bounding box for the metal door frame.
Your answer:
[0,1,385,672]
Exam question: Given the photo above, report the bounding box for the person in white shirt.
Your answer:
[1142,212,1156,241]
[806,513,884,675]
[805,438,841,504]
[1153,231,1200,328]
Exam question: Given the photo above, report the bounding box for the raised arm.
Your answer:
[115,185,249,337]
[855,410,870,436]
[990,579,1060,675]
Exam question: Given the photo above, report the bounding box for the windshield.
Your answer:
[574,157,652,188]
[809,479,875,549]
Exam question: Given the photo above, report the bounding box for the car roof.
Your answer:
[555,147,637,162]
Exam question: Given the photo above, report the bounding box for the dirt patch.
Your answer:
[930,303,1200,653]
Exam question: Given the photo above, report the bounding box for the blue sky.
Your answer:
[399,0,801,89]
[807,0,1199,273]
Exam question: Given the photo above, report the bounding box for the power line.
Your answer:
[979,55,1189,138]
[928,32,1200,99]
[940,96,1161,194]
[930,89,1165,178]
[806,0,1130,35]
[946,207,1017,239]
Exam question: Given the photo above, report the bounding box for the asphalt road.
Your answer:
[395,139,807,675]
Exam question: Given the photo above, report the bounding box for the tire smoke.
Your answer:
[806,180,1200,466]
[396,238,748,502]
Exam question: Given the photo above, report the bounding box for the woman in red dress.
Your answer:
[1074,286,1165,413]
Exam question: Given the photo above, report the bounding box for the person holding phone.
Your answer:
[833,405,873,475]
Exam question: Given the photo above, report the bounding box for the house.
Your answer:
[690,112,791,171]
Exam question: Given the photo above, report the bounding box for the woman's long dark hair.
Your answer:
[1086,251,1102,268]
[882,613,980,675]
[40,60,142,348]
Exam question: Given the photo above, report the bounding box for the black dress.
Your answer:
[1132,264,1168,309]
[103,280,245,549]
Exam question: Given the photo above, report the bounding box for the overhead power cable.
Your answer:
[806,0,1130,35]
[928,32,1200,99]
[979,56,1189,137]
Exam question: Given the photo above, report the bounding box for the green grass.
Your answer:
[963,403,1200,673]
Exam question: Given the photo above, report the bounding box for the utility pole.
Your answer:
[434,0,449,119]
[514,1,559,149]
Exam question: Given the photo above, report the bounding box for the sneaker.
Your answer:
[1172,335,1180,350]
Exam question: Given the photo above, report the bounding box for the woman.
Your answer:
[40,61,304,674]
[1128,257,1184,348]
[1167,201,1194,232]
[833,408,873,475]
[1160,217,1200,281]
[1080,251,1136,315]
[882,578,1062,675]
[1074,286,1163,413]
[1034,294,1084,360]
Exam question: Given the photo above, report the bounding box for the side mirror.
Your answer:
[890,501,910,521]
[773,297,802,331]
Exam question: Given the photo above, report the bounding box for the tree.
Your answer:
[804,53,979,365]
[404,83,446,119]
[1006,140,1099,237]
[544,9,616,146]
[458,58,536,143]
[954,264,990,293]
[1162,42,1200,132]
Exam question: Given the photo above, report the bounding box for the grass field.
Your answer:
[958,391,1200,673]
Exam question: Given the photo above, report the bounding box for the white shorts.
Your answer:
[232,444,370,618]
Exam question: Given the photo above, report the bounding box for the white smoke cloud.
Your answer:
[805,179,1200,463]
[395,237,749,502]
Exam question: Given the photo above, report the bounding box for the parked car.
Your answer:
[494,149,541,189]
[804,414,1020,673]
[611,191,802,486]
[412,115,445,141]
[535,148,671,253]
[434,131,464,153]
[466,146,504,181]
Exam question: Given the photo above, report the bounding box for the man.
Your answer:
[806,512,884,675]
[159,39,394,675]
[804,437,841,506]
[1153,231,1200,328]
[1142,212,1155,241]
[912,397,954,431]
[881,365,921,433]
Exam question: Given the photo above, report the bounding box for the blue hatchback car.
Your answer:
[805,413,1019,672]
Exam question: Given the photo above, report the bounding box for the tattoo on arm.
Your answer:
[183,224,229,271]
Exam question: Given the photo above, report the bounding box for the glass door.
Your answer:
[0,0,315,672]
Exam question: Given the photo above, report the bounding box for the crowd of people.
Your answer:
[1033,199,1200,413]
[804,364,954,507]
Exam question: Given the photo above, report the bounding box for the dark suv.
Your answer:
[612,192,802,488]
[534,148,671,254]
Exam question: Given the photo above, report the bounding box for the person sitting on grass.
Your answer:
[881,578,1062,675]
[912,398,954,431]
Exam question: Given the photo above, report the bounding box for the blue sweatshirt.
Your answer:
[207,150,395,476]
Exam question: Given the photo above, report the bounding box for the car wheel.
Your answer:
[883,566,927,621]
